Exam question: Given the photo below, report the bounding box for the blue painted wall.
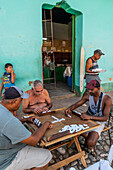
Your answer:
[0,0,43,91]
[0,0,113,93]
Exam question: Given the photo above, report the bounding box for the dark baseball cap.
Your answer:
[3,86,29,99]
[94,49,105,55]
[86,80,100,90]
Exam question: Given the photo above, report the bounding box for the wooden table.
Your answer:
[25,108,100,170]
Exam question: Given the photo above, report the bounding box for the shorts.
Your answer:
[87,121,105,136]
[5,146,52,170]
[86,75,100,84]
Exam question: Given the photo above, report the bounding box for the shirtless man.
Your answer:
[23,80,52,114]
[65,80,112,153]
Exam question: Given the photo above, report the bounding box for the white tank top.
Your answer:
[46,60,51,65]
[89,92,106,116]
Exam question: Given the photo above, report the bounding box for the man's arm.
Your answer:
[23,92,34,113]
[47,102,52,109]
[20,121,52,146]
[45,97,52,110]
[85,58,98,73]
[65,95,89,115]
[81,96,112,121]
[23,107,35,113]
[20,116,39,124]
[43,89,52,111]
[11,69,15,84]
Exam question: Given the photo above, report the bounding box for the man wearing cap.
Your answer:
[65,80,112,153]
[84,49,105,95]
[23,80,52,114]
[0,86,52,170]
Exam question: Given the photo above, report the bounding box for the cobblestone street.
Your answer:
[18,91,113,169]
[50,92,113,170]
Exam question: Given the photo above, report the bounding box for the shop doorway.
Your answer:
[42,7,73,96]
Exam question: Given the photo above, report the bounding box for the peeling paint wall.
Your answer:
[0,0,113,92]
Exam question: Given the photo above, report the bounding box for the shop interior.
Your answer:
[42,7,73,96]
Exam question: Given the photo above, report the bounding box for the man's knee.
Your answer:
[44,149,52,160]
[34,147,52,162]
[86,131,99,147]
[87,138,97,147]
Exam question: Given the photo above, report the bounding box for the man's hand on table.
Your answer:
[21,116,39,124]
[33,108,43,114]
[33,107,49,114]
[22,117,53,129]
[65,108,71,116]
[26,116,39,123]
[42,107,49,112]
[44,121,53,129]
[81,113,91,120]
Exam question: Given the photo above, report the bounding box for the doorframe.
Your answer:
[42,1,83,95]
[72,15,75,92]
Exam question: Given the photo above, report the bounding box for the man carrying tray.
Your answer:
[84,49,105,84]
[65,80,112,153]
[83,49,106,96]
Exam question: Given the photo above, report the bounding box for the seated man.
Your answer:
[23,80,52,114]
[65,80,112,153]
[23,80,66,155]
[0,86,52,170]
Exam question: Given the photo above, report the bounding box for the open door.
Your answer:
[42,1,83,96]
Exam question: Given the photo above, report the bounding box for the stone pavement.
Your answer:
[49,92,113,170]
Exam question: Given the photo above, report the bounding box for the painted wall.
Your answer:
[0,0,43,92]
[69,0,113,92]
[0,0,113,93]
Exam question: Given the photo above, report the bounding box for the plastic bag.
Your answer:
[99,160,113,170]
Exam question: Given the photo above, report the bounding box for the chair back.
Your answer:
[108,107,112,126]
